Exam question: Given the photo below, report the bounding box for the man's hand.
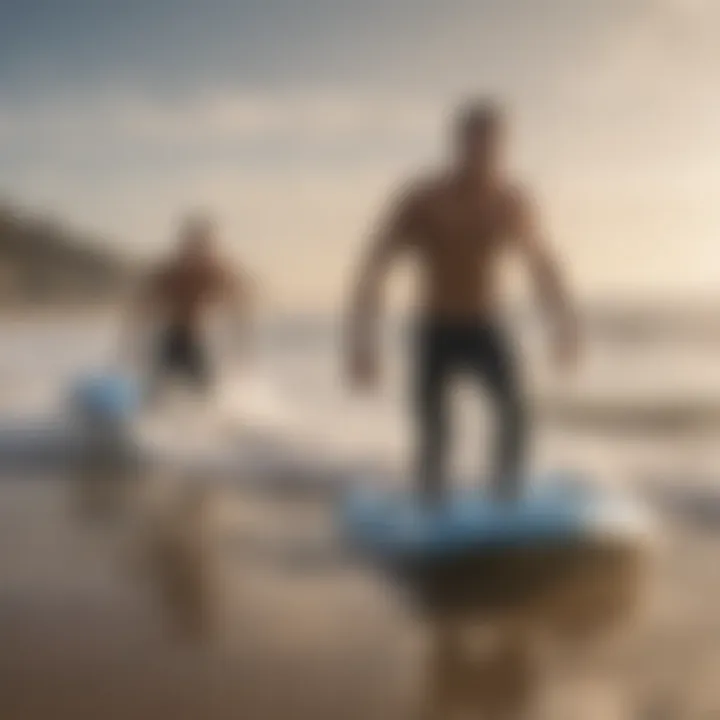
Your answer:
[552,318,580,373]
[509,187,579,375]
[345,185,414,394]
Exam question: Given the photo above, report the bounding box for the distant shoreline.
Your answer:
[0,301,121,321]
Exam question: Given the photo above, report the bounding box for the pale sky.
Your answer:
[1,0,719,309]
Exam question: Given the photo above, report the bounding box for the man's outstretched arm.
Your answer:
[346,193,414,388]
[510,189,579,369]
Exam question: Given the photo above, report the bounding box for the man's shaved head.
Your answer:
[455,99,504,141]
[453,98,506,179]
[177,212,217,258]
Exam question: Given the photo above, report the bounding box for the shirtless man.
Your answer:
[129,215,252,400]
[346,101,578,502]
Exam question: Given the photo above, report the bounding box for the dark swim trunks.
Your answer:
[413,319,527,503]
[150,323,213,394]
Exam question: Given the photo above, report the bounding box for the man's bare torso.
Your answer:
[150,260,228,329]
[400,176,522,320]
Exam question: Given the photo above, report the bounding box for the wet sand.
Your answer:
[1,454,720,720]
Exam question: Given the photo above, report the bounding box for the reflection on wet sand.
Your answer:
[423,620,541,719]
[372,528,646,719]
[71,410,140,521]
[424,560,636,720]
[137,480,223,643]
[73,456,137,522]
[123,469,648,719]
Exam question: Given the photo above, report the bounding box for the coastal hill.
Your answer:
[0,203,137,307]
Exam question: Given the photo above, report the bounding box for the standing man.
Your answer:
[126,214,253,402]
[346,101,578,502]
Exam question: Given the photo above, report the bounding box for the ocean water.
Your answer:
[1,309,720,490]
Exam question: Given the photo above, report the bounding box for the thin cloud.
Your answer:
[0,91,440,149]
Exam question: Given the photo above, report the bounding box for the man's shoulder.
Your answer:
[499,180,532,209]
[393,172,446,210]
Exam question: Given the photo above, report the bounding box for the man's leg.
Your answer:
[414,324,452,505]
[166,326,213,397]
[468,325,527,500]
[183,338,213,396]
[144,327,179,408]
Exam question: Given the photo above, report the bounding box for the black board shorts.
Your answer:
[151,323,212,392]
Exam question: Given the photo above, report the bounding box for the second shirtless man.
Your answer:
[127,215,253,403]
[346,101,579,502]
